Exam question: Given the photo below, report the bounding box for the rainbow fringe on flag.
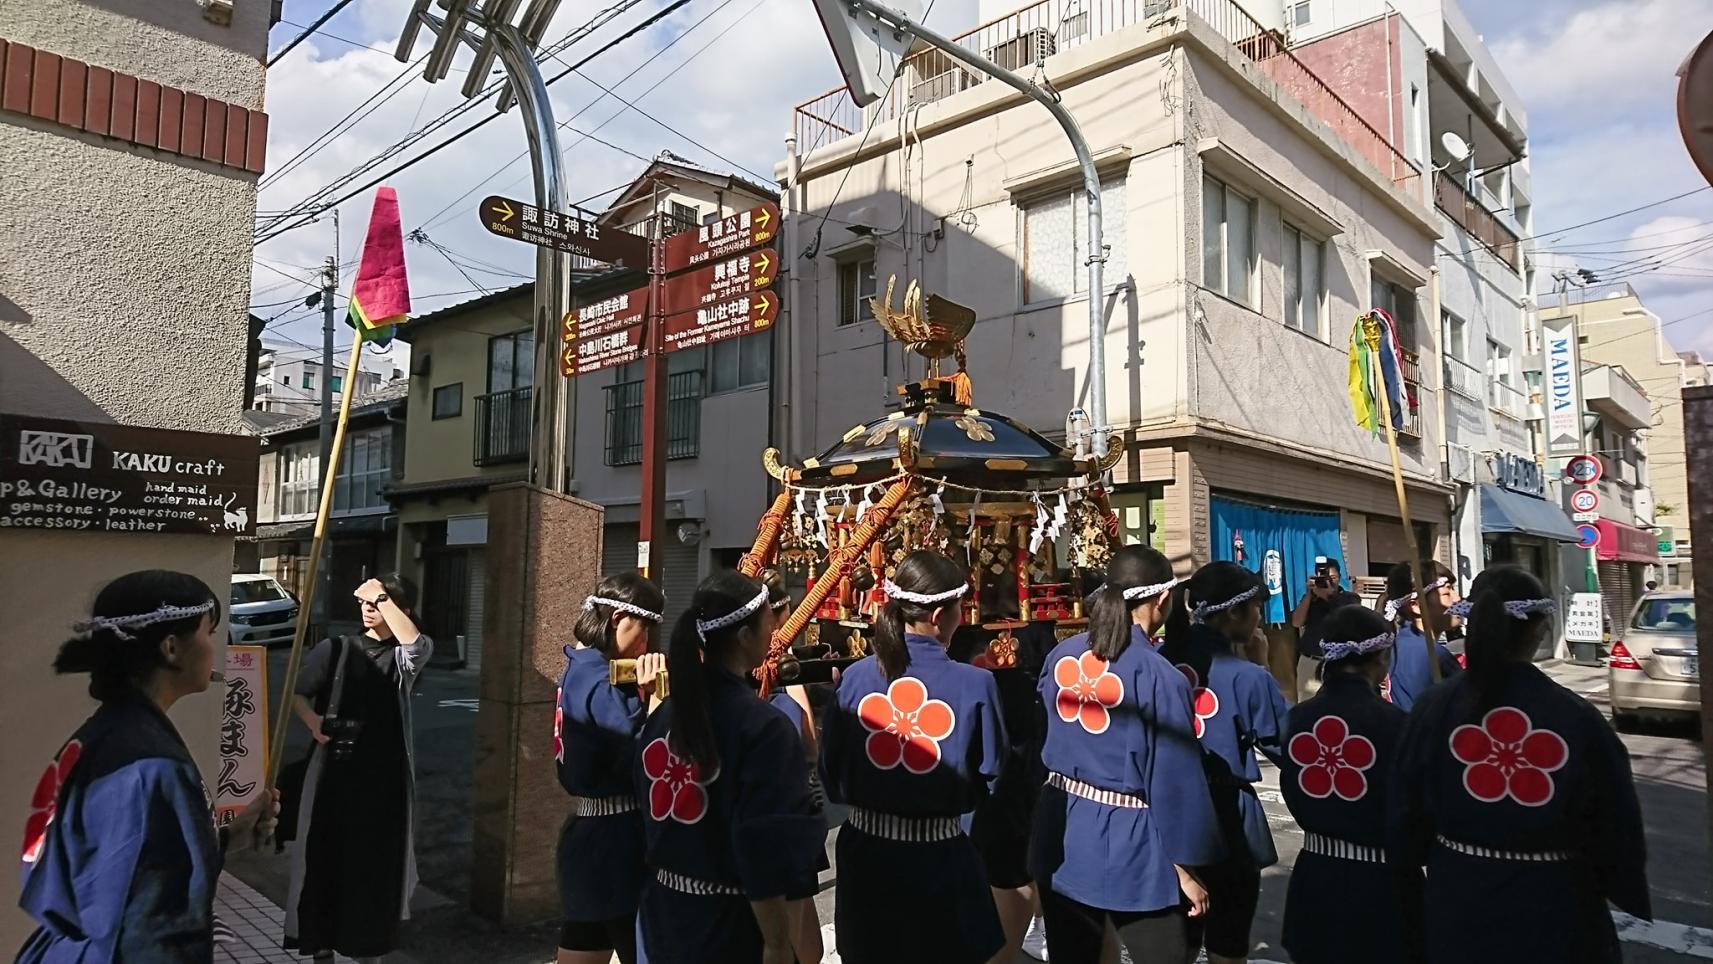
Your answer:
[1347,307,1407,435]
[344,187,411,347]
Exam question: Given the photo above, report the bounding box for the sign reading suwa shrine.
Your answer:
[479,195,650,267]
[560,203,782,377]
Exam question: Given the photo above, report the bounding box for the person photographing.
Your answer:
[1290,558,1361,701]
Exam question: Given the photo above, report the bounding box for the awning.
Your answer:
[1595,518,1661,564]
[1478,485,1581,542]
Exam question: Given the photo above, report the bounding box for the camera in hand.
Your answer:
[322,716,365,762]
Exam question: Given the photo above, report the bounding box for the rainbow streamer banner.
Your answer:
[1347,307,1407,434]
[344,187,412,347]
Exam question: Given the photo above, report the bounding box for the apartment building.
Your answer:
[1287,0,1576,590]
[390,160,777,660]
[782,0,1453,653]
[252,342,395,416]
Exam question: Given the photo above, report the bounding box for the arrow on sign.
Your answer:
[493,199,515,222]
[754,251,772,284]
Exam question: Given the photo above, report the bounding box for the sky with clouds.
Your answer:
[251,0,1713,366]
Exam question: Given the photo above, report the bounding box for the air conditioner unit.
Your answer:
[1445,442,1476,485]
[986,27,1055,72]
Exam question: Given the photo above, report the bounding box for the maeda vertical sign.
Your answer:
[1543,315,1584,457]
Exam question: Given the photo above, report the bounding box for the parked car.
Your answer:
[1609,591,1699,725]
[229,573,299,648]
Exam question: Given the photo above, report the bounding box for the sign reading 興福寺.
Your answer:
[660,248,776,316]
[0,416,258,535]
[216,645,269,826]
[1542,315,1584,457]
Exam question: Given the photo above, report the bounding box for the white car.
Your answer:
[229,574,299,648]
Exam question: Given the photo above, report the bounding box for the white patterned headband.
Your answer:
[1191,585,1261,621]
[696,587,770,641]
[1321,631,1394,662]
[1445,597,1555,619]
[1383,577,1451,621]
[583,595,662,623]
[882,579,969,606]
[72,601,216,641]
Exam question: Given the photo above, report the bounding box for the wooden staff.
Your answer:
[1363,315,1442,682]
[263,337,366,788]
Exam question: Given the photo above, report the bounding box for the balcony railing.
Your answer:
[1434,171,1520,272]
[1399,350,1424,440]
[794,0,1419,196]
[605,371,704,467]
[473,386,532,467]
[1488,380,1526,421]
[1444,355,1482,400]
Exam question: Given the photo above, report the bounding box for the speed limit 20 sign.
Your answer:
[1571,489,1599,514]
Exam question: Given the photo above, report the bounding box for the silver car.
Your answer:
[229,574,299,648]
[1608,591,1699,724]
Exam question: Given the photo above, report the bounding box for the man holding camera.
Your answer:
[1289,557,1361,701]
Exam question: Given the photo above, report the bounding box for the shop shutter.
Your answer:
[1598,561,1633,641]
[601,523,700,629]
[464,549,487,671]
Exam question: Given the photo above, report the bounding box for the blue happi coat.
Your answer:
[634,665,822,964]
[821,634,1008,964]
[1387,623,1461,711]
[17,694,223,963]
[1157,624,1291,867]
[1030,627,1224,913]
[1390,662,1651,963]
[1279,672,1419,964]
[555,645,650,923]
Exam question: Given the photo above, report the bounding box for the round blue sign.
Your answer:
[1576,524,1601,550]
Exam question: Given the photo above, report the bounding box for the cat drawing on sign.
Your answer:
[222,493,248,532]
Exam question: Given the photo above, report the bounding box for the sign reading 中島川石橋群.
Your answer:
[0,416,258,535]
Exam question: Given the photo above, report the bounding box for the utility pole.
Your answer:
[317,254,336,633]
[638,183,668,582]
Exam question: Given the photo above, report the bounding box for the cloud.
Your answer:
[1491,0,1703,122]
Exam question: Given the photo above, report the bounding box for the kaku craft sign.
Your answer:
[664,290,779,352]
[663,202,779,273]
[0,415,258,535]
[661,248,775,316]
[216,646,269,826]
[564,323,646,377]
[479,195,649,267]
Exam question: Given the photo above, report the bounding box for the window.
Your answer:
[1486,339,1514,409]
[1282,223,1324,336]
[1443,310,1468,361]
[1021,177,1129,304]
[488,330,535,392]
[710,331,771,392]
[432,383,462,419]
[1201,175,1255,307]
[276,444,319,518]
[1370,277,1417,346]
[838,257,877,326]
[282,375,292,387]
[671,202,699,226]
[303,371,316,391]
[330,375,343,393]
[1293,1,1311,26]
[335,428,391,513]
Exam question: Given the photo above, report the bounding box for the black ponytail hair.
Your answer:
[1463,564,1552,709]
[872,550,968,680]
[1087,545,1175,660]
[1318,605,1394,677]
[1384,559,1455,625]
[55,570,221,702]
[666,570,769,772]
[1163,561,1265,644]
[573,571,666,658]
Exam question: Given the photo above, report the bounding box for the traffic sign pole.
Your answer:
[638,188,670,581]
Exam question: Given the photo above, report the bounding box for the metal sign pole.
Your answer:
[840,0,1110,457]
[639,185,669,580]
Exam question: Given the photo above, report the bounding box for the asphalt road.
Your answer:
[228,651,1711,964]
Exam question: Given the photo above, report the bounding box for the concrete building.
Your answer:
[390,159,777,663]
[0,0,273,948]
[1568,284,1706,590]
[1286,0,1576,591]
[251,342,396,417]
[783,0,1452,685]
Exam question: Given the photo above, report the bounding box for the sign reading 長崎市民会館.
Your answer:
[1542,315,1584,457]
[0,415,258,535]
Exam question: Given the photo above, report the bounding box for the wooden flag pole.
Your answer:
[265,336,367,788]
[1363,315,1443,683]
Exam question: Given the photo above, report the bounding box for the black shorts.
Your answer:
[559,916,637,963]
[1185,855,1261,958]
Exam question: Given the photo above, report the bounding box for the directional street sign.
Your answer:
[480,194,650,267]
[663,290,778,352]
[663,202,780,273]
[564,286,649,341]
[661,248,775,316]
[562,323,645,377]
[1570,488,1599,514]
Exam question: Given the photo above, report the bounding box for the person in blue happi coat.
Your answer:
[554,572,667,964]
[634,571,823,964]
[1158,562,1292,964]
[17,570,279,963]
[1279,605,1421,964]
[1383,560,1463,711]
[1030,545,1222,962]
[822,550,1009,964]
[1389,565,1651,963]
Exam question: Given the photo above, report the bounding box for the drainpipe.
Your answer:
[1430,264,1455,578]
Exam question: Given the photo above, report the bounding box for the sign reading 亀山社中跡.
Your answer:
[0,416,258,535]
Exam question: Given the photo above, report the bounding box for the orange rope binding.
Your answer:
[739,488,792,578]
